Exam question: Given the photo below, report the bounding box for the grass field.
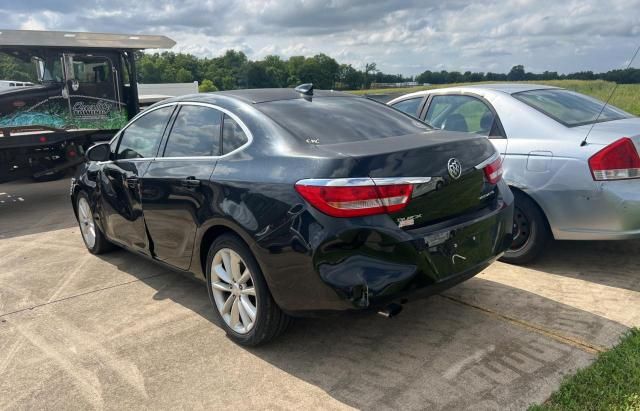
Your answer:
[349,80,640,116]
[530,329,640,411]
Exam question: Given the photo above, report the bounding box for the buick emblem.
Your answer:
[447,158,462,180]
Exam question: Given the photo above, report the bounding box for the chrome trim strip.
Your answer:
[474,151,501,169]
[109,102,178,145]
[106,100,254,162]
[373,177,432,185]
[176,102,254,157]
[296,177,432,186]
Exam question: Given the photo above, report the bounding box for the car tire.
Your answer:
[500,191,550,265]
[76,191,114,255]
[206,233,290,346]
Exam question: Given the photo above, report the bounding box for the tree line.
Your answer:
[2,50,640,92]
[135,51,400,91]
[415,64,640,85]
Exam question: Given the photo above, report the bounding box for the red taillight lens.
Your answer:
[589,137,640,181]
[295,179,413,217]
[483,157,503,185]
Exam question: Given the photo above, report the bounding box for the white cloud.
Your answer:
[2,0,639,75]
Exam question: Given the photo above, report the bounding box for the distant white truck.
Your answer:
[0,80,35,89]
[137,82,199,107]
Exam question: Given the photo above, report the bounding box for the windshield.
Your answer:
[513,89,633,127]
[257,97,431,145]
[0,51,63,84]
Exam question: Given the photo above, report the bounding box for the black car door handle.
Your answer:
[180,177,200,187]
[126,177,138,188]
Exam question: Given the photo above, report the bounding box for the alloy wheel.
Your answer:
[210,248,258,334]
[511,206,531,251]
[78,197,96,248]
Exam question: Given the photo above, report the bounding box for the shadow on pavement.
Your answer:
[0,177,76,240]
[93,244,632,410]
[526,239,640,292]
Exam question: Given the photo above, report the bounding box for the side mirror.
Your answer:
[67,79,80,92]
[86,142,111,162]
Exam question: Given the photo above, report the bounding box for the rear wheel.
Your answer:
[206,234,290,346]
[76,192,114,254]
[500,191,550,265]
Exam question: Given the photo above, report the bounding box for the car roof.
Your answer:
[390,83,561,102]
[144,88,363,116]
[214,88,358,104]
[459,83,560,94]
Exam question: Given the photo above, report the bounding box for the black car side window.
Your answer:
[117,106,173,159]
[222,115,249,154]
[163,105,222,157]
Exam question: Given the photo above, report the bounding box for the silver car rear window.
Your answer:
[513,89,632,127]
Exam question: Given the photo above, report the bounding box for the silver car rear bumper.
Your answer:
[541,179,640,240]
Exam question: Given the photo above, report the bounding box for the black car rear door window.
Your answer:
[222,115,249,154]
[163,105,222,157]
[116,106,173,159]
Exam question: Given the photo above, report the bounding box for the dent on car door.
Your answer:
[98,105,174,253]
[140,104,226,270]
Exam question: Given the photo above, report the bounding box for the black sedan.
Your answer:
[71,86,514,345]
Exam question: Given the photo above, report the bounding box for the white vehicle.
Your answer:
[0,80,34,88]
[388,84,640,264]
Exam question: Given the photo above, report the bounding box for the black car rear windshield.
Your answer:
[513,89,632,127]
[258,97,430,144]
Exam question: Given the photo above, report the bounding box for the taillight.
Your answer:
[483,157,503,185]
[295,178,414,217]
[589,137,640,181]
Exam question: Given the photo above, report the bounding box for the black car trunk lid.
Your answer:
[319,130,498,228]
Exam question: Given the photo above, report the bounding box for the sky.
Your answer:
[2,0,639,76]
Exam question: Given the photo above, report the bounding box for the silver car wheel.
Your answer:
[77,197,96,249]
[211,248,257,334]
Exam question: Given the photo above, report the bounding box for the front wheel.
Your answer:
[500,191,550,265]
[206,234,290,346]
[76,192,114,254]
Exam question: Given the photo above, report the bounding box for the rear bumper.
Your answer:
[259,195,514,314]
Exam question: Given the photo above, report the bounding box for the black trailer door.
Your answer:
[61,52,127,131]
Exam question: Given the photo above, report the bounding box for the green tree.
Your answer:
[338,64,362,90]
[507,65,526,81]
[176,68,193,83]
[364,62,377,88]
[198,79,218,92]
[262,55,288,87]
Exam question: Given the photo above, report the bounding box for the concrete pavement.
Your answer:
[0,178,638,410]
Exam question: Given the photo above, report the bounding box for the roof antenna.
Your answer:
[295,83,314,96]
[581,44,640,147]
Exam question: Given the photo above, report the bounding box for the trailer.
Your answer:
[0,30,175,182]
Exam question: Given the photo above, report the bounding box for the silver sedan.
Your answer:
[388,84,640,264]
